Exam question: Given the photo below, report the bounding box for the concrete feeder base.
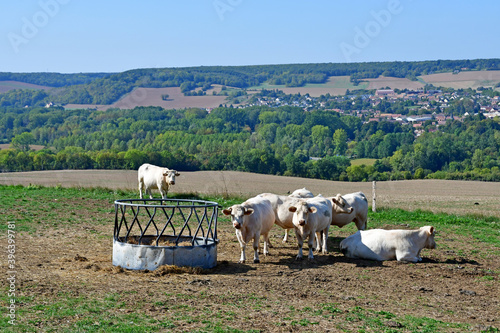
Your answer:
[112,235,218,270]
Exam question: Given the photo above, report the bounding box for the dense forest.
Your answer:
[1,105,499,181]
[1,58,499,106]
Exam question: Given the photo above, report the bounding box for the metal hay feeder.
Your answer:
[113,198,219,270]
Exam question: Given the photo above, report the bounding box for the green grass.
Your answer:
[370,208,500,247]
[350,158,377,167]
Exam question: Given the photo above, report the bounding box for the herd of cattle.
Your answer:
[137,163,437,264]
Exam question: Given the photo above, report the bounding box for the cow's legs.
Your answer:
[139,181,144,199]
[282,228,289,243]
[253,233,260,263]
[236,233,246,264]
[262,233,270,256]
[321,227,329,254]
[396,249,418,263]
[295,229,304,260]
[307,233,315,260]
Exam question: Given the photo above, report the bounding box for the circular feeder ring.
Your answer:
[113,199,219,270]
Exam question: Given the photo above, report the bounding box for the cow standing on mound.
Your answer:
[138,163,180,199]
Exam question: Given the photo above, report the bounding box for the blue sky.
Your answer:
[1,0,498,73]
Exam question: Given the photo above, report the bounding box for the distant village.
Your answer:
[240,87,500,136]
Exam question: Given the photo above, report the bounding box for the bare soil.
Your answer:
[65,86,228,111]
[1,171,499,332]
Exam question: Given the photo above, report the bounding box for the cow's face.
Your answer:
[331,194,353,214]
[423,226,436,249]
[289,202,317,227]
[163,170,180,185]
[222,205,253,229]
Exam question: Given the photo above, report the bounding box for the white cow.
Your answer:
[222,196,275,264]
[288,195,333,260]
[258,189,313,244]
[289,187,314,198]
[138,163,180,199]
[340,226,436,262]
[278,193,354,244]
[328,192,368,230]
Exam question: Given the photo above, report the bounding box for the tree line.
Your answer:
[1,105,499,181]
[1,59,499,105]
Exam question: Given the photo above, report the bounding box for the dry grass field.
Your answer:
[1,170,499,218]
[0,170,499,332]
[420,70,500,90]
[366,76,425,90]
[65,87,228,111]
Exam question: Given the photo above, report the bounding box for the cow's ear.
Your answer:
[175,172,180,176]
[429,226,435,235]
[331,197,339,205]
[288,206,297,213]
[222,208,232,216]
[309,207,317,214]
[244,208,254,215]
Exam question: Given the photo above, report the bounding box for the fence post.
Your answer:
[372,181,376,212]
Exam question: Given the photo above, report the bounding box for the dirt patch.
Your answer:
[7,214,499,332]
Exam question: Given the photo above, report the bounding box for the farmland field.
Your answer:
[16,70,500,111]
[420,70,500,90]
[0,81,50,94]
[65,86,229,111]
[0,171,498,332]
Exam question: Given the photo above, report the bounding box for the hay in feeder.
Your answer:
[148,237,193,247]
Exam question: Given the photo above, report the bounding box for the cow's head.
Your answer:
[422,226,436,249]
[289,201,316,227]
[223,205,254,229]
[331,194,353,214]
[163,169,180,185]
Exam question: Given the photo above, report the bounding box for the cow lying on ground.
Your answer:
[329,192,368,230]
[223,196,275,264]
[288,195,333,260]
[138,163,180,199]
[340,226,436,262]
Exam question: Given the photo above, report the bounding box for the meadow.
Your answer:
[0,171,498,332]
